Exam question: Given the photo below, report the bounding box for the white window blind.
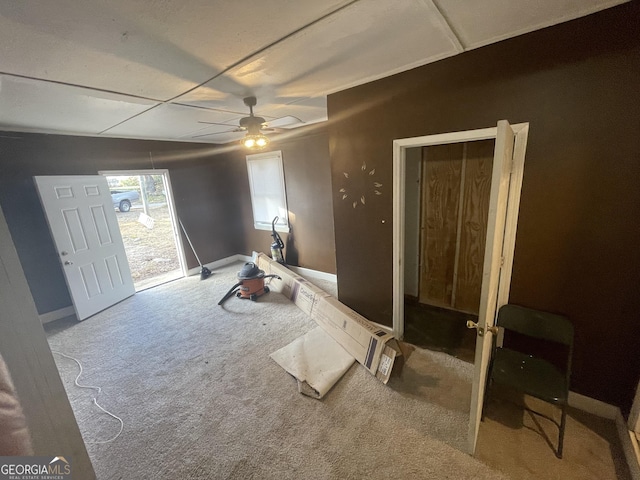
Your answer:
[246,151,289,232]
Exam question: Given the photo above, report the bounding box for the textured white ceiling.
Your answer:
[0,0,629,144]
[0,75,156,133]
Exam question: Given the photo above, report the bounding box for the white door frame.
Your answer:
[392,123,529,339]
[98,169,187,278]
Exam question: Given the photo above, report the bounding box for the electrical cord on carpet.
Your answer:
[51,351,124,444]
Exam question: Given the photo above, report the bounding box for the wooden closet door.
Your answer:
[454,140,494,314]
[418,143,463,308]
[418,140,493,315]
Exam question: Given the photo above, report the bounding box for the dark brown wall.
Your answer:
[0,126,336,315]
[220,126,337,274]
[327,3,640,411]
[0,133,246,314]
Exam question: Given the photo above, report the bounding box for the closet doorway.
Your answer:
[393,121,529,454]
[403,140,494,360]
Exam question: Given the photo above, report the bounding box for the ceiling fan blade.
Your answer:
[266,115,304,129]
[191,130,243,139]
[197,120,235,126]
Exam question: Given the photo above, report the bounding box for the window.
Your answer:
[246,151,289,232]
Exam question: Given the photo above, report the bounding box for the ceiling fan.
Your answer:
[191,96,303,149]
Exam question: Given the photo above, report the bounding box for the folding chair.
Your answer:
[484,304,573,458]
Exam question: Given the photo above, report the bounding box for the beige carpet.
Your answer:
[46,262,506,480]
[476,387,631,480]
[45,262,630,479]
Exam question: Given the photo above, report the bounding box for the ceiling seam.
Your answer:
[0,71,171,137]
[97,104,163,135]
[170,102,246,116]
[0,71,164,103]
[0,71,267,118]
[99,101,259,135]
[100,1,360,135]
[426,0,466,52]
[0,71,277,136]
[164,0,361,104]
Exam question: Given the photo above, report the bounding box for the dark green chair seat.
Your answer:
[485,304,573,458]
[492,348,569,403]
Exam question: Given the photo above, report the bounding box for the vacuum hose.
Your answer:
[217,282,242,306]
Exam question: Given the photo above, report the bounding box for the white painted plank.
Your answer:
[0,204,95,477]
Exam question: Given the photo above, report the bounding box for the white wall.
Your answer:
[404,147,421,297]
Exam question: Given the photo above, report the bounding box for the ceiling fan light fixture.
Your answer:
[240,96,269,150]
[256,136,268,148]
[243,133,269,150]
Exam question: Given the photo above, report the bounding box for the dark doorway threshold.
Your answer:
[403,298,477,363]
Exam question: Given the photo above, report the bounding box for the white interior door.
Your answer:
[467,120,516,453]
[35,175,135,320]
[393,120,528,455]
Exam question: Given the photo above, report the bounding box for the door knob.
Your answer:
[64,260,73,265]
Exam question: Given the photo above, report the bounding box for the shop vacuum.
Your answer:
[217,217,285,306]
[217,262,281,305]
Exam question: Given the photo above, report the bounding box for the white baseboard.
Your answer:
[186,254,252,276]
[250,251,337,283]
[370,320,393,333]
[629,429,640,480]
[39,306,75,324]
[42,255,251,321]
[616,410,640,480]
[287,265,337,283]
[568,391,619,420]
[566,392,639,478]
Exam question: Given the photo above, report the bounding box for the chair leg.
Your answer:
[481,368,493,422]
[557,403,567,459]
